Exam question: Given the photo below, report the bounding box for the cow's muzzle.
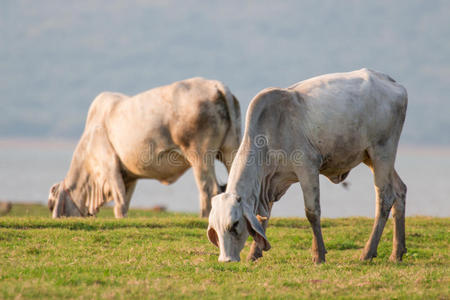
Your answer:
[218,255,240,263]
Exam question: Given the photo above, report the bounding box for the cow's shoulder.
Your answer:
[248,87,298,116]
[86,92,128,125]
[167,77,223,103]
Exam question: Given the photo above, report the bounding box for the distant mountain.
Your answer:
[1,1,449,144]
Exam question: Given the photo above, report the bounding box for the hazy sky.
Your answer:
[1,0,449,144]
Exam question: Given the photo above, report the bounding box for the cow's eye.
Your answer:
[230,221,239,235]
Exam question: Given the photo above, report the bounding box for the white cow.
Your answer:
[208,69,407,263]
[48,78,241,218]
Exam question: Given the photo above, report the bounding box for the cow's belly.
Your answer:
[319,149,368,184]
[109,127,192,184]
[119,145,191,184]
[305,119,370,184]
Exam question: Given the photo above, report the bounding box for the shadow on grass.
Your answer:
[0,218,208,231]
[269,217,373,229]
[326,240,360,250]
[1,204,207,230]
[1,217,373,231]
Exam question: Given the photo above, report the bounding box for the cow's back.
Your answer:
[239,69,407,180]
[167,78,231,149]
[291,69,406,153]
[287,68,407,178]
[104,78,231,178]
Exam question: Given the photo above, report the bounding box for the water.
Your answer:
[0,139,448,217]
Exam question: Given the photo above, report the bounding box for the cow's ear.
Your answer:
[50,183,60,197]
[207,225,219,247]
[52,186,66,218]
[243,206,271,251]
[48,183,60,211]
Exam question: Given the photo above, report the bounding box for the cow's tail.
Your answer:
[222,85,242,147]
[217,84,242,171]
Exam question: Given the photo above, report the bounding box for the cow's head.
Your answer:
[48,181,83,218]
[207,192,270,262]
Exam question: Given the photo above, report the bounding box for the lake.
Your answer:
[0,139,448,217]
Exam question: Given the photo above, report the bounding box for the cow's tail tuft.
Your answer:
[217,85,241,148]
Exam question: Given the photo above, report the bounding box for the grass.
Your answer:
[0,204,448,299]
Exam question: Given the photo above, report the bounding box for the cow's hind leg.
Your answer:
[390,170,407,261]
[361,150,396,261]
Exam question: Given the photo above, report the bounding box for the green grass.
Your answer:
[0,204,449,299]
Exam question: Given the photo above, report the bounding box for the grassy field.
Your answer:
[0,204,448,299]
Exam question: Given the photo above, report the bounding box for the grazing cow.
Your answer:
[0,202,12,216]
[208,69,407,263]
[48,78,241,218]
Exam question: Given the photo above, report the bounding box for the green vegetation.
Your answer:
[1,204,448,299]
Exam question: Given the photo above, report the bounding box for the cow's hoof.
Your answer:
[360,250,377,261]
[389,254,402,262]
[247,243,263,262]
[389,248,406,262]
[247,252,263,262]
[199,208,211,218]
[247,255,262,262]
[114,205,128,218]
[312,255,326,264]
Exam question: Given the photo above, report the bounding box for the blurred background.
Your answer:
[1,0,449,217]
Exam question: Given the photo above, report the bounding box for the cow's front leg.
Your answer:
[111,172,128,218]
[247,211,271,261]
[300,170,326,264]
[122,180,137,215]
[191,161,220,218]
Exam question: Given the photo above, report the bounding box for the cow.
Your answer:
[207,68,407,263]
[48,77,241,219]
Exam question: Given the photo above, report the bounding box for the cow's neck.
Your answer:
[226,138,268,216]
[64,149,107,216]
[226,137,295,218]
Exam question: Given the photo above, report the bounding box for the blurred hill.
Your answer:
[1,0,449,144]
